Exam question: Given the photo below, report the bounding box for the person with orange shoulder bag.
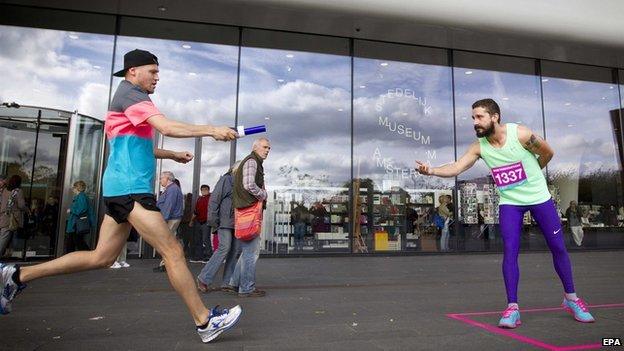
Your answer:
[228,138,271,298]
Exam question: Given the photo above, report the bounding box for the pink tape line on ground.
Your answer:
[446,303,624,351]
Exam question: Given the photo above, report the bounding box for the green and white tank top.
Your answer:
[478,123,551,206]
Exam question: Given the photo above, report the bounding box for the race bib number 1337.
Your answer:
[491,162,527,190]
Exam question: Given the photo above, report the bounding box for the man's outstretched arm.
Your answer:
[147,114,238,140]
[415,141,480,177]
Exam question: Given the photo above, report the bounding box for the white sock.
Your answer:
[507,303,519,309]
[565,293,578,301]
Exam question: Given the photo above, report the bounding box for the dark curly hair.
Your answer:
[6,175,22,191]
[472,98,501,123]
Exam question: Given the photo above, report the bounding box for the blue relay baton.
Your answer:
[233,125,267,137]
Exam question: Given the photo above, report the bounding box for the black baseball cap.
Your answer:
[113,49,159,77]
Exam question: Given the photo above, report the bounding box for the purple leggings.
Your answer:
[499,199,575,303]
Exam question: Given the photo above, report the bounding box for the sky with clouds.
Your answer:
[1,24,622,208]
[237,46,351,191]
[0,26,114,117]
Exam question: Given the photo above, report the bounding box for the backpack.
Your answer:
[433,213,445,229]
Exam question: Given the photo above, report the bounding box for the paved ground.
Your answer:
[1,251,623,350]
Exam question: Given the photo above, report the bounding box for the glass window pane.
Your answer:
[238,30,351,254]
[354,41,454,253]
[0,25,114,117]
[453,51,543,252]
[0,24,114,257]
[542,62,624,248]
[66,115,105,253]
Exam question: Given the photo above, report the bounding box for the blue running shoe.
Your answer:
[197,305,242,343]
[1,264,26,315]
[562,297,595,323]
[498,306,521,328]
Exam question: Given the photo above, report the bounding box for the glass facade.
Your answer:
[353,41,454,253]
[1,7,623,258]
[62,114,105,256]
[238,30,351,254]
[0,106,70,258]
[0,20,112,258]
[542,62,624,248]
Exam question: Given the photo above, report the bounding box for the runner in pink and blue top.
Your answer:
[1,49,243,344]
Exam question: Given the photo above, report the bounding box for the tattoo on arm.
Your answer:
[524,134,541,151]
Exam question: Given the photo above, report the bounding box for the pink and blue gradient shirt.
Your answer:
[102,80,161,197]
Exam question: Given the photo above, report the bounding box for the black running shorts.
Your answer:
[103,193,160,224]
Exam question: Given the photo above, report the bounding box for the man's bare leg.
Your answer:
[19,215,131,283]
[126,202,210,325]
[157,219,181,268]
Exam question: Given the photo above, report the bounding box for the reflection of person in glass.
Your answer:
[565,201,584,247]
[0,49,241,342]
[477,202,498,248]
[405,205,417,237]
[437,195,452,252]
[291,202,310,252]
[310,201,329,233]
[603,205,619,227]
[445,194,455,238]
[65,180,95,253]
[29,198,44,231]
[415,98,595,328]
[43,196,59,250]
[0,175,27,258]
